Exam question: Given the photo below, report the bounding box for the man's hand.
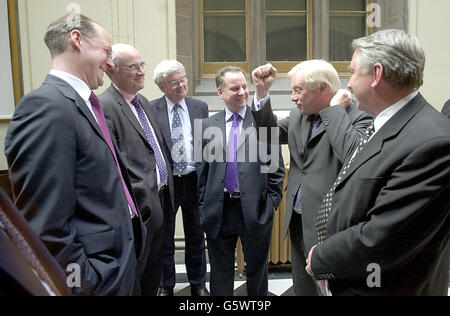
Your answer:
[252,63,277,101]
[306,245,328,296]
[331,89,353,109]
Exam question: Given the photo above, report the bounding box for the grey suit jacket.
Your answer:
[148,96,209,170]
[5,76,146,296]
[312,93,450,296]
[99,85,175,234]
[253,100,372,252]
[197,107,286,239]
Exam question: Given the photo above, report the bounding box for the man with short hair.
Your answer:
[306,29,450,296]
[149,60,209,296]
[252,60,372,296]
[99,44,175,296]
[5,14,146,296]
[197,66,285,296]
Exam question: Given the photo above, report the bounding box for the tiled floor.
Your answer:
[174,264,294,296]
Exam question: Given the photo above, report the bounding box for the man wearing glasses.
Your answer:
[149,60,209,296]
[99,44,175,296]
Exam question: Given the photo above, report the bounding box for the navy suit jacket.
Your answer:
[5,75,146,296]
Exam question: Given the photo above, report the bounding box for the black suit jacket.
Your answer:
[99,85,175,235]
[5,75,146,296]
[148,96,209,170]
[312,94,450,296]
[197,107,286,239]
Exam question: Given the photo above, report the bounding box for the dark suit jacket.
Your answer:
[148,96,209,169]
[312,93,450,296]
[5,75,146,296]
[253,100,372,252]
[99,85,175,235]
[197,107,286,239]
[0,189,70,296]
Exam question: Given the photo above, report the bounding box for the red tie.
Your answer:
[89,92,138,217]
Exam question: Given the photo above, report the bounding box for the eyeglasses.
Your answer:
[85,36,112,59]
[168,77,187,88]
[121,62,147,72]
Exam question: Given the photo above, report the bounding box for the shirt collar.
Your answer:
[166,97,187,113]
[225,106,247,123]
[113,84,137,104]
[374,91,418,134]
[50,69,92,103]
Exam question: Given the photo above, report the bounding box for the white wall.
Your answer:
[409,0,450,111]
[17,0,177,99]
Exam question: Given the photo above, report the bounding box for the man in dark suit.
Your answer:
[251,61,372,296]
[99,44,174,296]
[5,14,146,296]
[306,29,450,296]
[149,60,209,296]
[197,66,285,296]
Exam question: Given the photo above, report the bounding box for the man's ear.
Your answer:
[217,87,224,99]
[69,30,83,51]
[372,63,384,88]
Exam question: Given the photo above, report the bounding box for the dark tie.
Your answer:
[171,104,188,174]
[131,96,169,186]
[293,115,323,212]
[225,113,241,194]
[316,121,375,243]
[0,209,61,296]
[89,92,138,217]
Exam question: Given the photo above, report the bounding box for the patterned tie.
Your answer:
[316,121,375,243]
[171,104,188,174]
[293,115,323,213]
[0,209,61,296]
[131,96,169,186]
[90,92,138,217]
[225,113,241,194]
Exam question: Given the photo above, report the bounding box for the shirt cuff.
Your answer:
[253,93,270,111]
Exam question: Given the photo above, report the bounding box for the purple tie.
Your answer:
[225,113,240,194]
[89,92,138,217]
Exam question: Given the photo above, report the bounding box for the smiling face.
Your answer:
[218,71,249,113]
[81,23,113,90]
[159,71,188,104]
[290,72,323,116]
[109,46,146,95]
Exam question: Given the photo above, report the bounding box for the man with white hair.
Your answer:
[252,60,372,295]
[149,60,209,296]
[99,43,175,296]
[306,29,450,296]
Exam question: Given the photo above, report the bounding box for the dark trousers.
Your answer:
[160,172,207,290]
[207,194,273,296]
[289,212,320,296]
[134,186,171,296]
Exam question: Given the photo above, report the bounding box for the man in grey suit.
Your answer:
[198,66,285,296]
[5,15,146,296]
[252,60,372,296]
[99,44,175,296]
[149,60,209,296]
[306,29,450,296]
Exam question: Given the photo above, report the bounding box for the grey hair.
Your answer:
[44,13,98,58]
[153,60,186,86]
[288,60,341,93]
[215,66,246,89]
[109,43,135,73]
[352,29,425,90]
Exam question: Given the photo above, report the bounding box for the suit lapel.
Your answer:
[154,97,173,149]
[47,75,105,141]
[337,94,426,189]
[237,107,255,151]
